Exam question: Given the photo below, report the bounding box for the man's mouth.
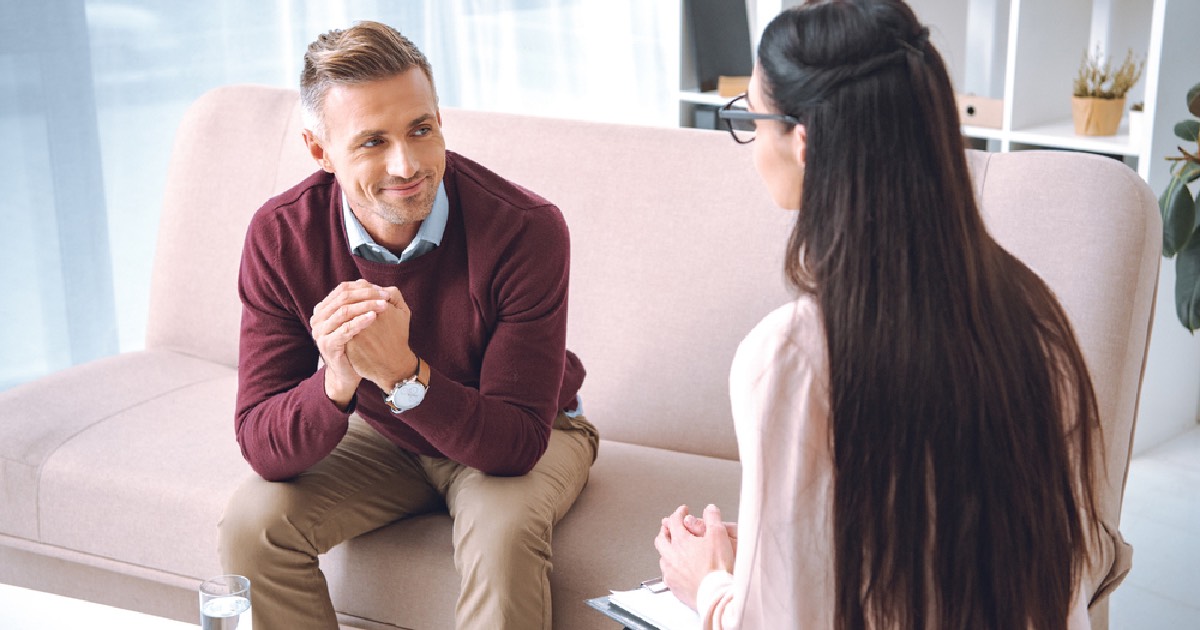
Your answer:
[380,177,426,198]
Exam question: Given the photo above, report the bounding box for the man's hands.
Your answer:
[310,280,414,408]
[345,285,417,391]
[653,504,737,611]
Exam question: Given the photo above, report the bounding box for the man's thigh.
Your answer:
[226,415,444,555]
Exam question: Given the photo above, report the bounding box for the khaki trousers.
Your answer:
[218,412,598,630]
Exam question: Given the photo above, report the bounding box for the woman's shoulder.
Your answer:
[740,295,823,357]
[732,295,827,388]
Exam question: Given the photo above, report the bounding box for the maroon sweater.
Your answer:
[235,151,585,481]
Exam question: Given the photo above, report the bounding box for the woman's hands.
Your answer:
[653,504,737,610]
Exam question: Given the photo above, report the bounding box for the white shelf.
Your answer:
[678,89,733,107]
[1008,119,1138,156]
[962,125,1006,141]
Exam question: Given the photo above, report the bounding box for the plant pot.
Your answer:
[1072,96,1125,136]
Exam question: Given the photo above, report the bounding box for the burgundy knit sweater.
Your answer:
[235,151,585,481]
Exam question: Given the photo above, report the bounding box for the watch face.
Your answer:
[391,381,426,407]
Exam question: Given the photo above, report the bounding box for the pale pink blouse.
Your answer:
[695,297,1094,629]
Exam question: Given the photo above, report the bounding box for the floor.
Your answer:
[1109,426,1200,629]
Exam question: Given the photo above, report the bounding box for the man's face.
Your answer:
[307,69,446,233]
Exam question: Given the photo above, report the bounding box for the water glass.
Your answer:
[199,574,252,630]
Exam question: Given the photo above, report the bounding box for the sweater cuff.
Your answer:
[308,366,356,417]
[696,570,735,619]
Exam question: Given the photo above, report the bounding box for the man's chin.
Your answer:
[376,201,433,226]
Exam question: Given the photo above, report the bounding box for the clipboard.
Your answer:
[586,578,701,630]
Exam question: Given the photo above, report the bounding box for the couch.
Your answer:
[0,84,1160,629]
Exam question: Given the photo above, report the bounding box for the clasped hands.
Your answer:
[309,279,417,408]
[654,503,738,610]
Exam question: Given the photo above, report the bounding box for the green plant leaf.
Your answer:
[1188,82,1200,117]
[1177,229,1200,332]
[1161,176,1195,257]
[1175,120,1200,142]
[1186,161,1200,185]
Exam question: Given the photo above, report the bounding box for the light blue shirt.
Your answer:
[341,183,449,263]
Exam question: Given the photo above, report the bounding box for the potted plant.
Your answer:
[1072,46,1144,136]
[1159,82,1200,331]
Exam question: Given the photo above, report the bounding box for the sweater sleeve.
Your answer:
[387,204,573,476]
[233,213,351,481]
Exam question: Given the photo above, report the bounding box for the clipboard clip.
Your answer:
[640,577,670,594]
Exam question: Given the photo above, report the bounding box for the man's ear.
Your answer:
[791,124,807,171]
[302,129,334,173]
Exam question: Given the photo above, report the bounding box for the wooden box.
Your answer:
[956,94,1004,129]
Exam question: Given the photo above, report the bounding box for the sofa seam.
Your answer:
[33,368,233,541]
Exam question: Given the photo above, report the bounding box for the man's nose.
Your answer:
[386,142,418,179]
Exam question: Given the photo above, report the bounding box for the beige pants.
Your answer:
[218,412,598,630]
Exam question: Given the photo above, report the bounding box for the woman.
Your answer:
[653,1,1114,628]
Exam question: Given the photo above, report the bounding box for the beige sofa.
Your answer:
[0,85,1159,629]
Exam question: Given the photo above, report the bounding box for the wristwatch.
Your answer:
[384,356,428,413]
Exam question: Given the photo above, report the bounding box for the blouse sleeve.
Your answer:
[697,571,736,628]
[696,298,832,629]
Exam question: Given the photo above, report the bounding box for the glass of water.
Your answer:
[199,574,252,630]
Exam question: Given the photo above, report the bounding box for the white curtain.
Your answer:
[1,0,676,390]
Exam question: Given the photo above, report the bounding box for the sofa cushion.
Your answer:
[36,364,245,580]
[0,350,235,540]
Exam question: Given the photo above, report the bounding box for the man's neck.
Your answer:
[356,212,421,257]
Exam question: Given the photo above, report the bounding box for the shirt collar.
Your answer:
[341,182,449,264]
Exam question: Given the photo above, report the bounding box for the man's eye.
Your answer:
[413,126,432,137]
[362,138,383,148]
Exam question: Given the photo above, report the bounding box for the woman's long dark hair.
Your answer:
[758,2,1101,628]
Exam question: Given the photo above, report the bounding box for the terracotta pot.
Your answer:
[1072,96,1125,136]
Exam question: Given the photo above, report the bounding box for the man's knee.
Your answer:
[454,505,553,573]
[218,476,317,570]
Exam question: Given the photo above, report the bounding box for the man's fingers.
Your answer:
[380,285,408,310]
[314,299,387,336]
[312,282,389,323]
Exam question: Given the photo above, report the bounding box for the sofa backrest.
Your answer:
[148,84,793,463]
[964,149,1160,530]
[149,86,1160,529]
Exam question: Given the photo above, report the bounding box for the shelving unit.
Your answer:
[682,0,1172,181]
[677,0,756,129]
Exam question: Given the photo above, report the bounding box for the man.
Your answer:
[218,21,598,630]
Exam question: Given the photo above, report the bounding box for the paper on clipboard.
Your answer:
[608,585,701,630]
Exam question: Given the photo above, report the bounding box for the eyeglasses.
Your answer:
[718,94,801,144]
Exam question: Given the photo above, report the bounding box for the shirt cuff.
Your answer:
[563,393,584,417]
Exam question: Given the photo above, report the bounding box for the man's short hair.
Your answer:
[300,20,436,138]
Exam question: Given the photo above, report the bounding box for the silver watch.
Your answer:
[384,356,428,413]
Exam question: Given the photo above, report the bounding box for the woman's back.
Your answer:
[717,290,1098,629]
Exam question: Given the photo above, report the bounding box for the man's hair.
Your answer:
[300,20,436,138]
[759,1,1102,629]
